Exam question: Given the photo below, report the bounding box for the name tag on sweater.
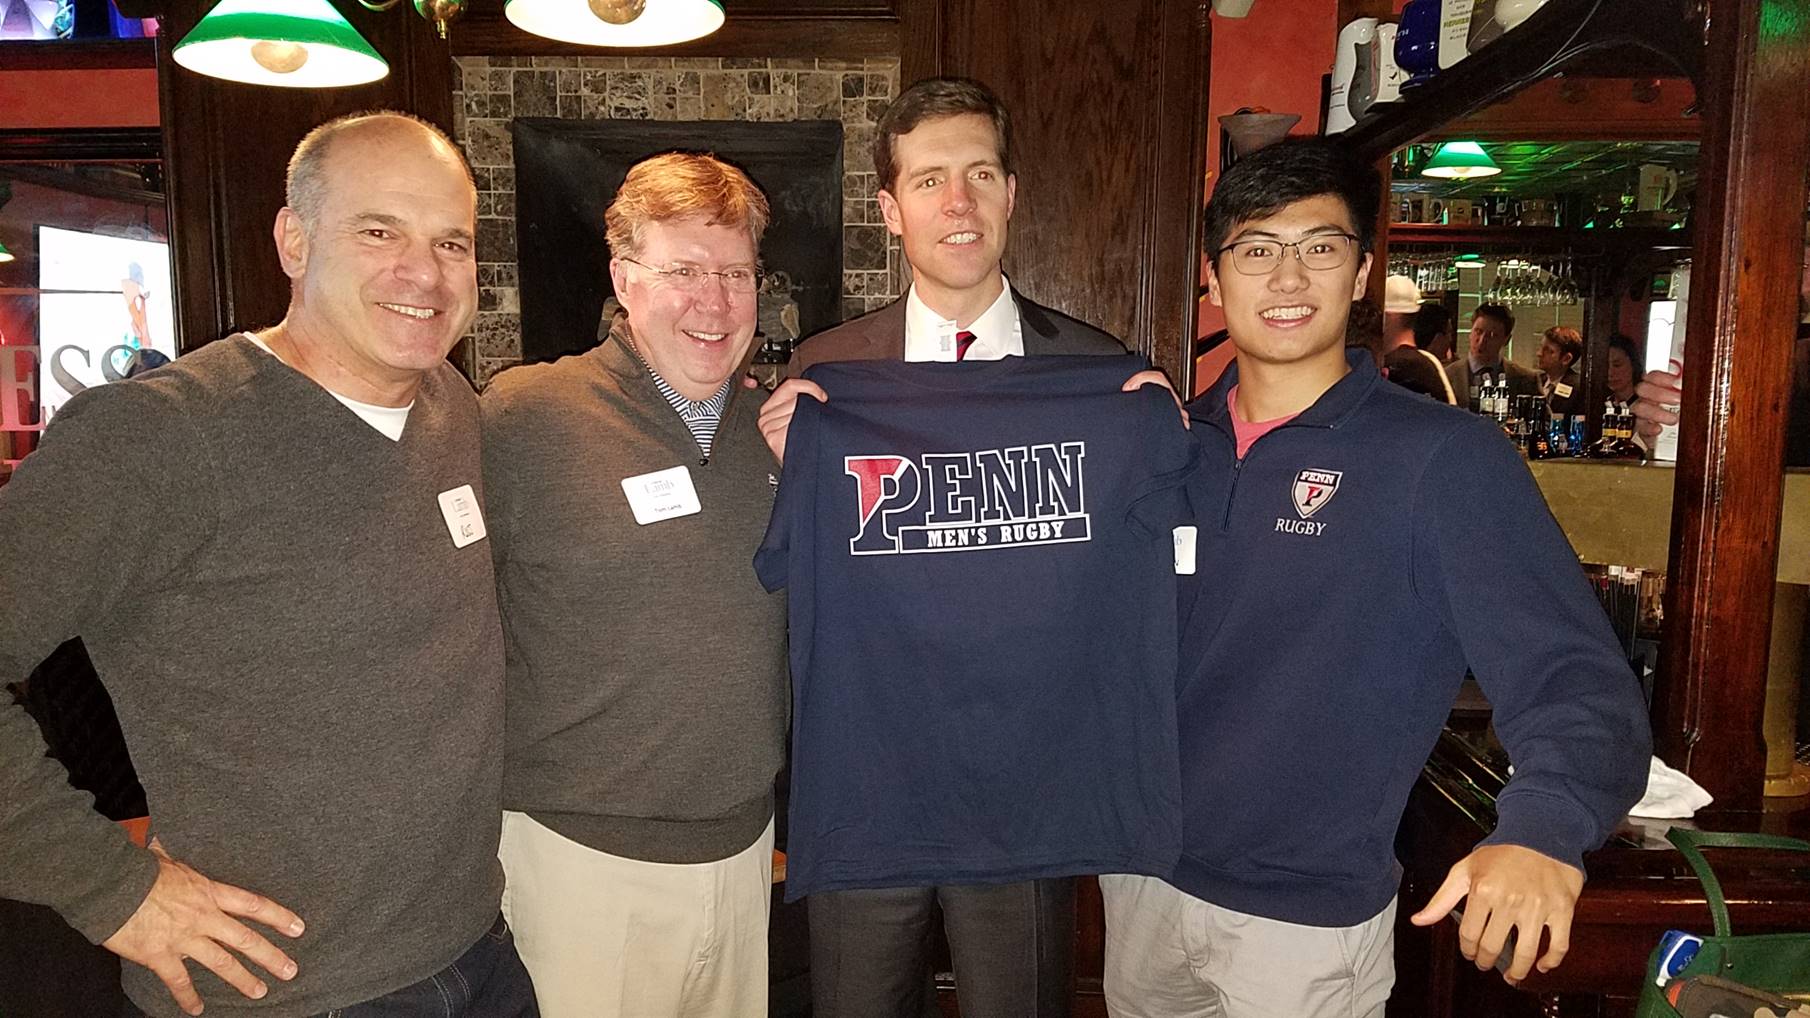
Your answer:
[1173,526,1197,575]
[1554,382,1574,398]
[437,484,487,548]
[622,465,702,525]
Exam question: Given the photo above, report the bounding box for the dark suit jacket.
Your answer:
[1445,357,1542,404]
[787,288,1126,377]
[1545,367,1586,417]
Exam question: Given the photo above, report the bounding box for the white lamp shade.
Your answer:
[172,0,389,88]
[505,0,723,47]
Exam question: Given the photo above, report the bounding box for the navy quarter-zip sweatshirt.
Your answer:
[1172,349,1651,927]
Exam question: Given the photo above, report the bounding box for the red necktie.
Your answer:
[955,330,977,361]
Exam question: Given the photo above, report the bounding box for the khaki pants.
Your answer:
[499,811,773,1018]
[1099,873,1394,1018]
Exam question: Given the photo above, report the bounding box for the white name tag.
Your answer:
[1173,526,1198,575]
[437,484,487,548]
[1554,382,1574,398]
[621,465,703,525]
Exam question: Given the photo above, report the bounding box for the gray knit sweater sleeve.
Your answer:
[0,382,199,942]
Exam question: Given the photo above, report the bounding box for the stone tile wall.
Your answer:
[452,55,903,383]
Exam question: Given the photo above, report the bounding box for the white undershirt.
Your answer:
[902,277,1025,362]
[246,335,412,442]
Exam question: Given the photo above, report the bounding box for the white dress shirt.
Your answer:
[902,277,1025,363]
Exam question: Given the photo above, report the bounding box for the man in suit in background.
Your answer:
[1445,302,1542,406]
[1537,325,1586,416]
[758,76,1173,1018]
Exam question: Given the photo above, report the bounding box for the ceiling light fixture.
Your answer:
[1421,141,1502,180]
[505,0,723,47]
[172,0,389,87]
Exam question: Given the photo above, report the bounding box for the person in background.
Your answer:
[0,111,534,1018]
[1414,301,1455,364]
[1103,136,1651,1018]
[1606,334,1640,406]
[1632,233,1810,467]
[1346,297,1384,363]
[1446,303,1542,403]
[480,152,787,1018]
[1537,326,1585,417]
[1380,275,1455,404]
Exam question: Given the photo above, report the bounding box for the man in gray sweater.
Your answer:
[0,113,534,1018]
[480,153,787,1018]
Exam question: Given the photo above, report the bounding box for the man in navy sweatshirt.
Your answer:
[1100,137,1652,1017]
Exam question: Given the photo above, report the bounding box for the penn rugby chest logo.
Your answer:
[844,442,1092,556]
[1291,469,1342,518]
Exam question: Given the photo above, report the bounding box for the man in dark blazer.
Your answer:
[1445,303,1542,407]
[785,281,1123,374]
[758,77,1171,1018]
[1535,325,1586,416]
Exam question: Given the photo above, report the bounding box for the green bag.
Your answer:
[1634,827,1810,1017]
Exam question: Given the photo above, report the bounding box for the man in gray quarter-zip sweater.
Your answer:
[0,113,535,1018]
[479,153,788,1018]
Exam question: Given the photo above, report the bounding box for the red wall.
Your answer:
[1196,0,1340,388]
[0,68,160,129]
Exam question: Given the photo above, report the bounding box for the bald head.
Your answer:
[286,111,474,234]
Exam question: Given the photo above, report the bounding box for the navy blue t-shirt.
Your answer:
[755,355,1198,900]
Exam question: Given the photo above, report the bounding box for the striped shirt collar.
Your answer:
[611,313,735,457]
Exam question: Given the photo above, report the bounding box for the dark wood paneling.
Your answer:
[908,0,1210,386]
[448,11,900,58]
[895,0,939,83]
[0,38,157,70]
[0,127,162,162]
[1652,0,1810,810]
[157,0,456,352]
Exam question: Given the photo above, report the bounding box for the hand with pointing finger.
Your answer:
[1409,843,1584,987]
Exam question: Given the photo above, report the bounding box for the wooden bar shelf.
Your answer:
[0,38,157,71]
[1338,0,1700,163]
[1387,224,1690,250]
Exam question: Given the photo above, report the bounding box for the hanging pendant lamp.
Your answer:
[505,0,723,48]
[173,0,389,88]
[0,240,14,264]
[1421,141,1502,180]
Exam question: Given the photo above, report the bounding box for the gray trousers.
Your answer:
[808,878,1076,1018]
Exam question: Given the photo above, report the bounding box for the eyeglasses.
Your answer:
[622,257,761,295]
[1216,233,1360,276]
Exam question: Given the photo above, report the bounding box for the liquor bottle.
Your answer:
[1468,375,1482,415]
[1550,410,1569,456]
[1592,399,1640,458]
[1568,414,1587,456]
[1610,402,1643,459]
[1526,397,1551,459]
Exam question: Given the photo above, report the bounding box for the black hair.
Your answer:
[1412,302,1450,350]
[1345,299,1385,366]
[1472,302,1515,334]
[1202,136,1381,261]
[1608,333,1641,364]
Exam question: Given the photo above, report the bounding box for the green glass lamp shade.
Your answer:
[173,0,388,89]
[1421,141,1501,180]
[0,241,13,263]
[505,0,723,47]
